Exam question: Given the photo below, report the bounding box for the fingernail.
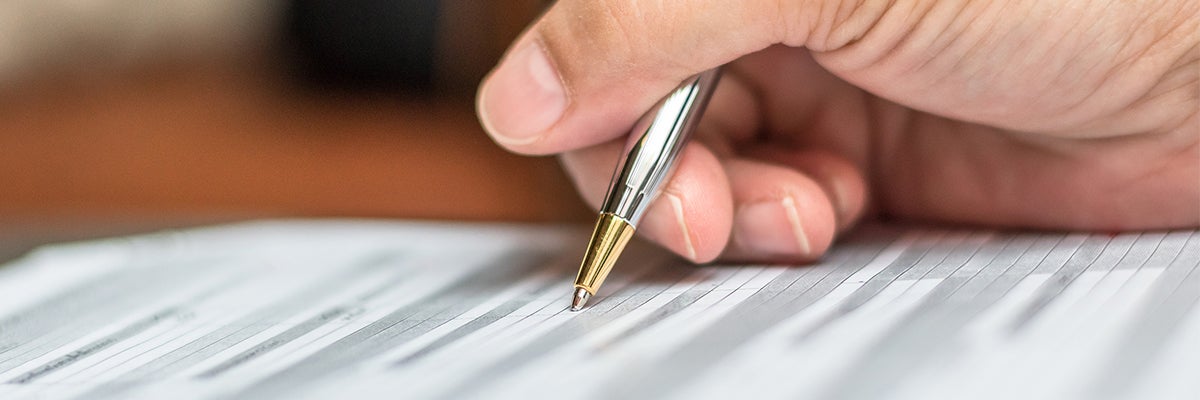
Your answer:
[478,42,566,146]
[734,196,811,256]
[828,178,850,226]
[641,193,698,261]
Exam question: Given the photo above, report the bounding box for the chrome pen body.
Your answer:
[571,68,721,310]
[602,68,722,224]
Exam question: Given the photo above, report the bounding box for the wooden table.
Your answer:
[0,60,590,225]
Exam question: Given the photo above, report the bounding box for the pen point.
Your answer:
[570,288,590,311]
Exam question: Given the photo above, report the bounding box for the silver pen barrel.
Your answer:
[600,68,722,225]
[572,68,723,309]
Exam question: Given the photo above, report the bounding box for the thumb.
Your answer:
[477,0,851,154]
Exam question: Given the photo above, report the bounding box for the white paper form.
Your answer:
[0,220,1196,400]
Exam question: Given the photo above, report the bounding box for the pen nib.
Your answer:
[570,288,591,311]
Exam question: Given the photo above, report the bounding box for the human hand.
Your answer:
[477,0,1199,262]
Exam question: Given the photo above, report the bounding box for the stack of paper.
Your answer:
[0,220,1196,399]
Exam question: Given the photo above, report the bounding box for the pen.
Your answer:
[570,68,722,311]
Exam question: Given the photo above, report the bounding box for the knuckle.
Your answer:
[537,0,707,82]
[800,0,896,51]
[535,0,644,82]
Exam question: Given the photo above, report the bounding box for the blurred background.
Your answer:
[0,0,591,248]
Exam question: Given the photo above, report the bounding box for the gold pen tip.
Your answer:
[570,288,591,311]
[571,213,634,312]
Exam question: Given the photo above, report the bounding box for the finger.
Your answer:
[477,0,861,155]
[560,140,733,263]
[720,158,839,262]
[691,68,764,158]
[730,46,874,163]
[741,147,870,231]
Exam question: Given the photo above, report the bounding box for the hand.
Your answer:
[476,0,1199,263]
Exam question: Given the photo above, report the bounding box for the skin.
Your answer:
[476,0,1200,263]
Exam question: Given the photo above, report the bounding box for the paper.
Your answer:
[0,220,1197,400]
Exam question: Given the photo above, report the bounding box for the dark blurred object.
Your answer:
[285,0,441,93]
[283,0,547,96]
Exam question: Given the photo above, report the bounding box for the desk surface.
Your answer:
[0,62,589,224]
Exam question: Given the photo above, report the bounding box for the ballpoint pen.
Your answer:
[570,68,722,311]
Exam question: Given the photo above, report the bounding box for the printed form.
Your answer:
[0,220,1197,400]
